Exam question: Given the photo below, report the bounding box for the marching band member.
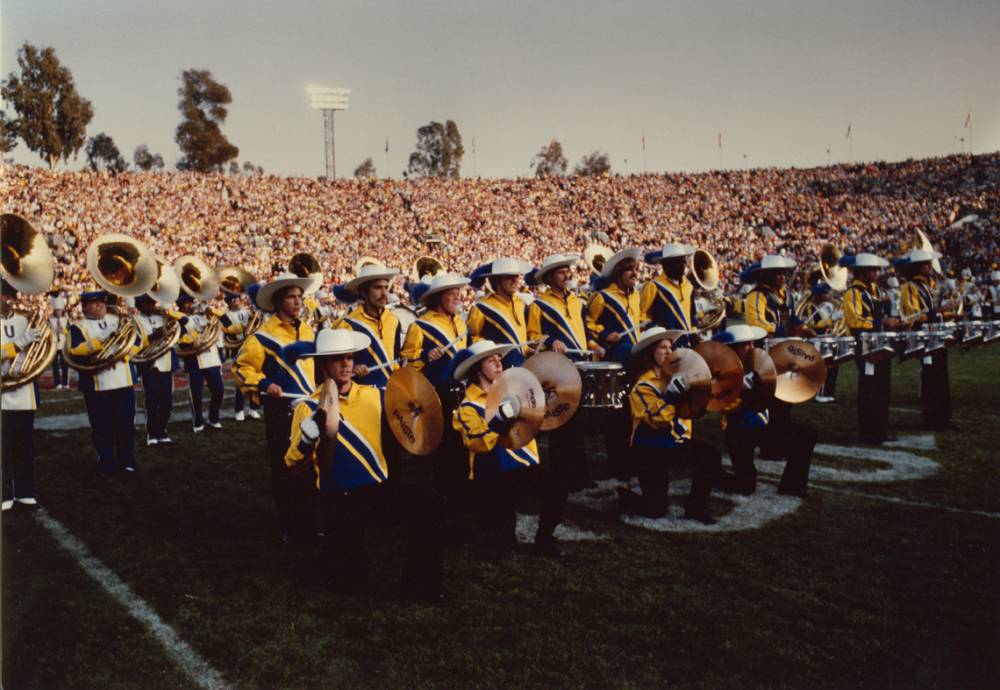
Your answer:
[640,243,699,346]
[467,258,535,367]
[526,253,600,554]
[801,281,844,403]
[715,325,816,497]
[176,294,225,432]
[49,293,70,389]
[334,263,404,388]
[133,293,178,445]
[68,290,140,476]
[899,248,955,431]
[988,269,1000,318]
[285,329,443,598]
[221,292,261,420]
[841,253,901,445]
[1,281,41,509]
[452,340,541,551]
[236,272,317,544]
[586,247,643,479]
[619,327,720,524]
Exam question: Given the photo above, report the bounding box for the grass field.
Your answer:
[3,345,999,689]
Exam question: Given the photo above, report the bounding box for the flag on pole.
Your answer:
[717,132,722,149]
[964,111,971,128]
[385,137,389,153]
[845,122,852,140]
[642,134,646,152]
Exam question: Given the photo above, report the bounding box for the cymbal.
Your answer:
[522,351,582,431]
[695,341,744,412]
[768,339,825,403]
[743,347,777,412]
[315,379,340,474]
[485,367,546,449]
[385,367,444,455]
[660,348,712,419]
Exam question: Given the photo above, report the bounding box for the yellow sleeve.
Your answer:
[466,305,484,342]
[400,322,425,372]
[585,293,606,342]
[629,381,678,429]
[842,288,873,331]
[639,281,657,321]
[899,284,924,322]
[743,293,774,334]
[526,302,542,343]
[67,324,99,356]
[210,307,226,318]
[1,342,16,360]
[235,334,266,390]
[285,401,316,469]
[452,403,500,454]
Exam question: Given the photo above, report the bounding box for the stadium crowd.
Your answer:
[2,152,998,315]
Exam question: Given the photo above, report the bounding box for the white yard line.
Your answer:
[805,484,1000,519]
[32,508,229,690]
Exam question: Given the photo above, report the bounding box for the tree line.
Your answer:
[1,42,613,178]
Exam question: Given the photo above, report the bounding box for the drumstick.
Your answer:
[366,356,418,373]
[614,320,654,339]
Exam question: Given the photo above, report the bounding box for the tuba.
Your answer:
[174,255,223,356]
[132,257,182,364]
[1,214,58,390]
[218,265,262,348]
[583,243,612,276]
[289,252,323,294]
[692,248,726,332]
[64,234,157,372]
[795,243,848,335]
[410,256,445,282]
[354,256,384,274]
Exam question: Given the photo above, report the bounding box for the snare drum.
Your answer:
[897,331,927,361]
[575,362,628,409]
[924,323,956,354]
[859,331,897,364]
[959,321,983,351]
[812,336,840,365]
[984,320,1000,345]
[833,336,856,364]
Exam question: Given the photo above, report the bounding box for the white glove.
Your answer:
[666,373,689,397]
[742,371,755,391]
[497,396,521,421]
[12,328,40,350]
[830,310,844,321]
[96,324,116,341]
[299,417,320,444]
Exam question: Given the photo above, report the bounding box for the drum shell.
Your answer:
[574,362,628,409]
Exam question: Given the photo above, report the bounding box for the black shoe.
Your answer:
[533,535,563,558]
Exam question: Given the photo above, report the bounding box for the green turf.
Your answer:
[4,347,999,689]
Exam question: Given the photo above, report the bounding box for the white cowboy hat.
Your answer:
[600,248,643,278]
[840,253,889,269]
[751,254,797,274]
[419,273,471,305]
[255,272,317,311]
[483,258,533,276]
[299,329,372,358]
[452,339,517,381]
[630,326,689,356]
[713,324,768,345]
[344,263,400,294]
[903,248,943,265]
[644,243,695,264]
[534,253,581,281]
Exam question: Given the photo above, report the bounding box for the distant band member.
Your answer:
[49,293,70,389]
[2,280,42,509]
[641,243,699,346]
[899,248,954,431]
[452,340,541,550]
[467,258,535,368]
[221,292,261,420]
[841,253,901,445]
[67,290,140,475]
[619,327,720,524]
[285,329,443,599]
[334,263,404,388]
[236,272,317,543]
[133,293,178,445]
[177,294,224,432]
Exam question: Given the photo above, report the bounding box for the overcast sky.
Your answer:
[2,0,998,178]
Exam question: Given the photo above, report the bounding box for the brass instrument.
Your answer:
[217,265,263,348]
[132,257,182,364]
[87,233,159,297]
[692,248,726,332]
[795,243,848,336]
[288,252,322,294]
[583,244,612,276]
[915,229,942,275]
[175,311,223,358]
[63,304,140,373]
[1,214,58,390]
[354,256,384,274]
[174,255,222,356]
[410,256,445,282]
[818,243,848,291]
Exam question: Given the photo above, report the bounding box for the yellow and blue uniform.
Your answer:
[453,382,540,480]
[743,285,794,336]
[629,369,692,448]
[336,305,401,388]
[400,310,468,388]
[2,311,40,501]
[178,311,224,429]
[842,279,884,333]
[842,278,892,442]
[901,275,952,430]
[585,282,641,363]
[235,314,315,397]
[134,311,179,442]
[68,314,141,474]
[641,274,696,344]
[467,293,528,367]
[899,275,936,324]
[526,287,591,359]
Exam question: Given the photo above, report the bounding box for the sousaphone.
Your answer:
[692,248,726,331]
[288,252,323,294]
[131,257,182,364]
[174,255,222,357]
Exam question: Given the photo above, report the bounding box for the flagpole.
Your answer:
[472,136,478,178]
[384,137,389,179]
[641,133,647,173]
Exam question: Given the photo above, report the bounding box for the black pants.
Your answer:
[605,406,632,480]
[262,398,314,541]
[619,440,721,518]
[50,352,69,387]
[920,351,951,429]
[855,355,891,442]
[2,410,34,500]
[758,400,792,459]
[141,367,173,440]
[536,413,584,541]
[821,364,838,398]
[82,388,136,475]
[473,470,521,548]
[724,422,816,495]
[321,481,443,597]
[186,363,223,427]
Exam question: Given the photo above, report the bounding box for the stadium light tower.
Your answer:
[307,85,351,179]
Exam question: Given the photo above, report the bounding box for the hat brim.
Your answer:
[600,249,643,278]
[631,328,689,356]
[299,332,372,358]
[453,343,516,380]
[344,270,400,293]
[419,277,471,305]
[255,277,316,311]
[536,257,579,280]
